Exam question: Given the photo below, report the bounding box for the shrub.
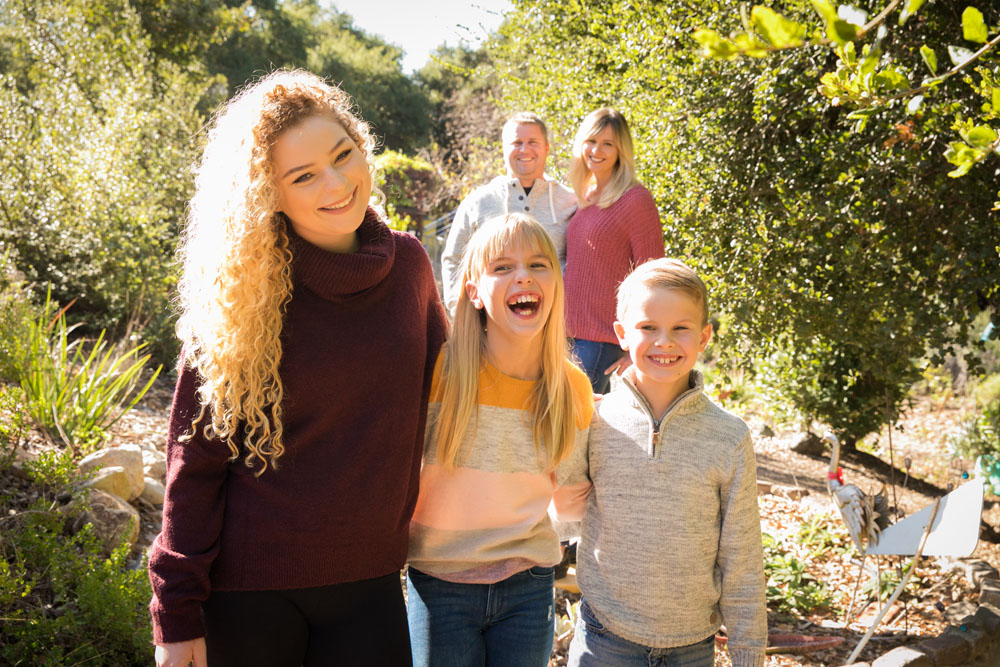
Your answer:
[0,511,153,665]
[15,290,161,455]
[0,246,39,382]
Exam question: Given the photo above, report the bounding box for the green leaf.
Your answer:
[963,125,998,148]
[962,6,989,44]
[830,19,858,45]
[751,6,806,48]
[993,87,1000,111]
[920,45,938,74]
[873,69,910,90]
[693,28,738,58]
[810,0,838,23]
[899,0,928,25]
[948,45,975,66]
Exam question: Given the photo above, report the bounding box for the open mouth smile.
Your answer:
[507,293,540,317]
[648,354,681,367]
[318,188,356,213]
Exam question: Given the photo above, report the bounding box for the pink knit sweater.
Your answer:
[564,184,664,343]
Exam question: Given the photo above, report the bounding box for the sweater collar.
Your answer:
[619,367,706,420]
[288,207,395,301]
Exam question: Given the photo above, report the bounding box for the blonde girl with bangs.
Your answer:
[564,108,664,394]
[407,213,594,667]
[149,69,446,667]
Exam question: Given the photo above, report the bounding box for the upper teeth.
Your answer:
[322,197,351,210]
[510,295,538,304]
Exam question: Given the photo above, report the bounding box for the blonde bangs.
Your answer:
[433,214,580,471]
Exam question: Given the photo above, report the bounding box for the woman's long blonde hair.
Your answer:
[568,108,638,209]
[176,69,379,474]
[434,213,581,471]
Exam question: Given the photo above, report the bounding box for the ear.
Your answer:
[465,280,482,310]
[699,322,713,351]
[613,321,628,350]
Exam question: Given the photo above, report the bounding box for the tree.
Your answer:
[490,0,999,444]
[0,0,207,357]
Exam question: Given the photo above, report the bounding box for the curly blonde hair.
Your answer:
[176,69,380,474]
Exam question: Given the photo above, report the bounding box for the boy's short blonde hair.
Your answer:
[616,258,709,325]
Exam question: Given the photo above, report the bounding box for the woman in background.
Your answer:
[563,108,664,394]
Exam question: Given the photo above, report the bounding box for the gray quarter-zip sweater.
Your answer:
[576,368,766,667]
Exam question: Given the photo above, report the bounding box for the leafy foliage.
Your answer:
[14,290,161,455]
[490,0,1000,444]
[763,532,834,616]
[0,0,205,359]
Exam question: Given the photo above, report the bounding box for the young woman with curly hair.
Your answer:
[564,108,664,394]
[148,69,447,667]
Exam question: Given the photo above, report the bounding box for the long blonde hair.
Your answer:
[434,213,581,471]
[176,69,380,474]
[568,108,638,209]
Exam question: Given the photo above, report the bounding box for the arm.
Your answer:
[550,375,595,523]
[441,199,477,314]
[148,362,232,646]
[716,431,768,667]
[626,185,665,266]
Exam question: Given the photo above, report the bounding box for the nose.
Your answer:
[514,265,534,284]
[321,165,346,190]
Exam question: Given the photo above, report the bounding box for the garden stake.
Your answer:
[845,498,940,664]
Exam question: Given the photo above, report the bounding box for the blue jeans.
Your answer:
[570,338,623,394]
[567,598,715,667]
[406,566,555,667]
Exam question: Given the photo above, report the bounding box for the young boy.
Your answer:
[567,258,766,667]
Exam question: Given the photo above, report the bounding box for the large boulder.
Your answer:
[77,488,141,554]
[78,445,144,501]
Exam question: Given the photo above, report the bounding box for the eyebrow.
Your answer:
[281,137,349,179]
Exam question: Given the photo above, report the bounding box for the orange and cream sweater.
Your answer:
[408,353,593,583]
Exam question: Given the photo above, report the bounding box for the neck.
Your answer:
[634,374,690,419]
[516,175,540,189]
[484,331,543,381]
[588,173,612,202]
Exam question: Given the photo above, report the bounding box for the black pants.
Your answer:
[203,572,412,667]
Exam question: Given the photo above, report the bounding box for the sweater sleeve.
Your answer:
[626,185,665,267]
[717,431,768,667]
[441,197,477,315]
[551,365,595,523]
[148,363,232,644]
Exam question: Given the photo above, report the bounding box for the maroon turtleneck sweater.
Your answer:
[148,209,447,644]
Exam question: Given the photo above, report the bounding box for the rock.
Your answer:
[791,432,825,456]
[872,647,931,667]
[917,627,971,666]
[85,466,134,500]
[945,600,978,624]
[964,559,998,586]
[78,445,144,501]
[142,448,167,480]
[756,480,773,495]
[77,488,140,553]
[972,605,1000,637]
[758,424,775,438]
[981,578,1000,608]
[140,477,165,506]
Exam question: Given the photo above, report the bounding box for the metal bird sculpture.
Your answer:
[824,432,889,553]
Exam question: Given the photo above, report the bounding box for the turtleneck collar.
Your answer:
[620,366,707,419]
[288,207,395,301]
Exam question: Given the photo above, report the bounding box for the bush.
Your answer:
[0,245,39,382]
[14,290,161,455]
[0,512,153,666]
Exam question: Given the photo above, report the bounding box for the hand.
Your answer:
[603,354,632,377]
[155,638,207,667]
